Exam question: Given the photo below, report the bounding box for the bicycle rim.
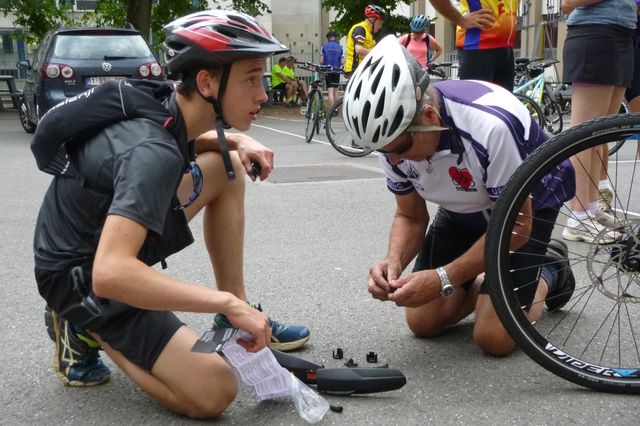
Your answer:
[305,91,321,143]
[325,98,373,157]
[515,93,545,129]
[485,114,640,393]
[541,93,563,135]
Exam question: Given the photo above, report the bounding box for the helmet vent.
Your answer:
[391,64,401,90]
[368,56,382,77]
[354,80,362,100]
[382,119,388,135]
[372,127,381,144]
[388,105,404,135]
[352,117,361,138]
[362,101,371,130]
[375,88,385,118]
[371,66,383,94]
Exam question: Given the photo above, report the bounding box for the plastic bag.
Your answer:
[290,374,330,424]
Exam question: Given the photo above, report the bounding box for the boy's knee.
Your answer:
[181,368,238,419]
[406,313,445,338]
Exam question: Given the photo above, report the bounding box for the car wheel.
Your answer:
[19,100,36,134]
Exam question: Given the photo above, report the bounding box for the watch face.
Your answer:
[442,284,454,297]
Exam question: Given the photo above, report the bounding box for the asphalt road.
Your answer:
[0,107,636,425]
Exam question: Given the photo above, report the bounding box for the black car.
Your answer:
[17,26,164,133]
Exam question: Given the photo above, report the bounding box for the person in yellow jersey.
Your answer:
[344,4,387,77]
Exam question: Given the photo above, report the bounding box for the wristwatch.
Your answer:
[435,267,455,298]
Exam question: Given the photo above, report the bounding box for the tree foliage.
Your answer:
[0,0,270,46]
[321,0,412,39]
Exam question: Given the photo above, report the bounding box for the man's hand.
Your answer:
[368,259,403,301]
[224,298,271,352]
[229,133,274,181]
[387,269,442,307]
[460,9,495,30]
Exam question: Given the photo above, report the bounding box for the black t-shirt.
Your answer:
[34,117,190,271]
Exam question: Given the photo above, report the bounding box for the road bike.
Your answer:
[296,62,372,157]
[428,61,544,130]
[484,112,640,393]
[513,58,564,134]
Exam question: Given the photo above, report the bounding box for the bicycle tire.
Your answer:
[608,100,632,155]
[305,90,322,143]
[541,92,563,134]
[485,113,640,394]
[514,93,545,130]
[325,98,373,157]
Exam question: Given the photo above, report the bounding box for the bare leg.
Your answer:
[473,280,548,356]
[178,150,248,300]
[92,326,237,419]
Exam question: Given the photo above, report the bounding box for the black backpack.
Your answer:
[31,79,178,178]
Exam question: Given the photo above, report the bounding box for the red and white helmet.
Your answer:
[342,35,431,150]
[163,10,288,76]
[364,4,387,20]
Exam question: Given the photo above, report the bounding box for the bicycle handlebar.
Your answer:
[294,61,344,75]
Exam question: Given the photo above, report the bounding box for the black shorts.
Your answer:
[35,264,184,371]
[563,24,634,86]
[324,73,340,88]
[273,82,287,91]
[457,47,515,92]
[626,34,640,100]
[413,206,559,307]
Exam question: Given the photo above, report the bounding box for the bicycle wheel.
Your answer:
[325,98,373,157]
[305,90,321,143]
[485,113,640,393]
[515,93,545,130]
[541,92,563,135]
[608,101,632,155]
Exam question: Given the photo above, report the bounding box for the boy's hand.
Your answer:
[230,133,274,181]
[225,300,271,352]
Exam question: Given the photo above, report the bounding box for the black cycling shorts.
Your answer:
[457,47,515,92]
[324,73,340,88]
[563,24,633,87]
[273,82,287,91]
[413,206,559,307]
[35,264,184,371]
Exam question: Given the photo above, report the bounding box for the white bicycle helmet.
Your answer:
[343,35,431,150]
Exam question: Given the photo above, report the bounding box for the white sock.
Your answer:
[567,210,588,227]
[588,201,601,215]
[598,180,612,191]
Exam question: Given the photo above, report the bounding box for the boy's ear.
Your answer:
[196,69,219,99]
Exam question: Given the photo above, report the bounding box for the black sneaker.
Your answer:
[543,239,576,311]
[44,307,111,386]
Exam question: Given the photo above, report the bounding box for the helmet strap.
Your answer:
[199,64,236,180]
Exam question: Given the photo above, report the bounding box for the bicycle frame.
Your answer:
[513,72,545,105]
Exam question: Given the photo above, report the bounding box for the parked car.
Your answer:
[17,26,164,133]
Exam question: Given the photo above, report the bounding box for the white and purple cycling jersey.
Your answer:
[381,79,575,233]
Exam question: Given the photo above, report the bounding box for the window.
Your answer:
[75,0,98,10]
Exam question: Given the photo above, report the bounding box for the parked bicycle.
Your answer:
[485,112,640,394]
[429,61,544,130]
[296,61,372,157]
[513,57,564,134]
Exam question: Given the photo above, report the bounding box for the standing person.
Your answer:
[561,0,636,243]
[271,56,295,104]
[33,10,310,418]
[344,4,387,77]
[397,15,443,69]
[430,0,515,91]
[342,36,575,356]
[320,30,344,107]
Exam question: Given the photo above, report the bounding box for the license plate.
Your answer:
[86,76,126,86]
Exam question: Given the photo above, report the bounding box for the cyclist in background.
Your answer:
[343,36,575,357]
[320,30,344,108]
[344,4,386,77]
[397,15,443,69]
[430,0,514,91]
